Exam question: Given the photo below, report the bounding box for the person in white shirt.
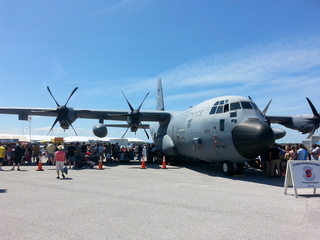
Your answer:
[310,144,320,160]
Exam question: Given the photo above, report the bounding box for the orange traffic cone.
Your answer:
[161,155,167,169]
[97,155,104,170]
[36,157,44,171]
[140,155,146,169]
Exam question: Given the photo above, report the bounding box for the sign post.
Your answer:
[284,160,320,198]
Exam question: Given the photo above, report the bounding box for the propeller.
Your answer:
[121,91,150,139]
[248,96,272,115]
[306,97,320,138]
[262,99,272,115]
[47,86,79,135]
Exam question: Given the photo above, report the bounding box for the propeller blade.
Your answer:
[122,91,134,112]
[140,122,150,139]
[137,92,150,111]
[66,116,78,136]
[262,99,272,115]
[69,123,78,136]
[64,87,79,106]
[306,97,320,138]
[306,97,320,118]
[47,86,60,107]
[121,127,130,139]
[48,118,59,135]
[307,126,316,139]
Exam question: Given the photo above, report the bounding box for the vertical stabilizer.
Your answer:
[157,79,165,111]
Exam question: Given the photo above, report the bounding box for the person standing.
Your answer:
[105,144,112,162]
[66,142,76,169]
[81,142,87,159]
[31,143,40,164]
[0,143,6,171]
[46,142,56,165]
[54,145,66,179]
[310,144,320,160]
[296,144,308,160]
[74,142,81,169]
[269,144,281,178]
[11,143,25,171]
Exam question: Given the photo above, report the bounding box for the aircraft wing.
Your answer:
[266,114,316,135]
[75,109,171,122]
[0,107,171,122]
[0,107,58,119]
[266,116,293,124]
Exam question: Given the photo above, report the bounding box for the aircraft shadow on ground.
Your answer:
[181,161,285,187]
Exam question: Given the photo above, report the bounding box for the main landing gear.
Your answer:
[222,161,244,176]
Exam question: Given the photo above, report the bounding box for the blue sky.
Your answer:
[1,0,320,143]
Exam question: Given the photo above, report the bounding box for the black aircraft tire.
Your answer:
[222,161,234,176]
[235,163,244,175]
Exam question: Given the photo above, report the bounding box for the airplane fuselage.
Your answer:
[150,96,275,164]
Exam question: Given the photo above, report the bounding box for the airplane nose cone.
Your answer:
[231,119,275,159]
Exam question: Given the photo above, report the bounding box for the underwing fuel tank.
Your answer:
[231,119,275,159]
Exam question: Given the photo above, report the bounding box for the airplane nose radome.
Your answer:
[232,119,275,159]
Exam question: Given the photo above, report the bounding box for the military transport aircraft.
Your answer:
[0,79,319,175]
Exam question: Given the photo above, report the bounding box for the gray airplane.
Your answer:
[0,79,319,175]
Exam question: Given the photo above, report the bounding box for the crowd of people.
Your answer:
[0,141,160,172]
[259,143,320,178]
[1,141,319,179]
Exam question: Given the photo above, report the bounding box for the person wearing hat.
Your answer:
[54,145,66,179]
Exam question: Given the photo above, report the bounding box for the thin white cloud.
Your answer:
[158,35,320,91]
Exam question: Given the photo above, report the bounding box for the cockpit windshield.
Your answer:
[210,100,259,115]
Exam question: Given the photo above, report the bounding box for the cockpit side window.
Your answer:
[216,106,223,114]
[210,106,217,114]
[223,104,229,113]
[210,100,230,115]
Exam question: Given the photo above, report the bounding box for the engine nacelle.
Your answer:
[162,134,176,156]
[291,116,314,133]
[272,127,286,139]
[93,123,108,138]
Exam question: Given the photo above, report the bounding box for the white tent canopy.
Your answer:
[0,134,147,144]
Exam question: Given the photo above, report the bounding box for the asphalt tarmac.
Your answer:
[1,161,320,240]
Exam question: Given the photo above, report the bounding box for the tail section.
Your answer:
[157,79,165,111]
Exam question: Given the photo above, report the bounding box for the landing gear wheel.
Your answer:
[222,161,234,176]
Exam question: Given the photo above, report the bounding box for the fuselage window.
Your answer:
[220,119,225,131]
[241,101,253,109]
[230,102,241,110]
[223,104,229,113]
[210,106,217,114]
[210,100,229,115]
[216,106,223,114]
[187,119,192,128]
[250,102,259,110]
